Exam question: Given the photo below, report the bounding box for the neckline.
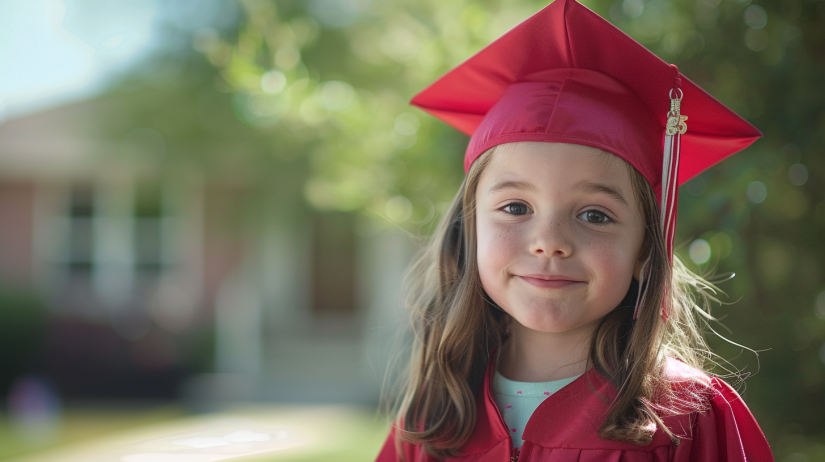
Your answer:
[479,357,602,453]
[493,370,581,397]
[459,352,693,455]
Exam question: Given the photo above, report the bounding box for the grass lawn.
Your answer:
[0,404,390,462]
[0,405,186,461]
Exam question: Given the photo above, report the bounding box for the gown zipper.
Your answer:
[510,446,520,461]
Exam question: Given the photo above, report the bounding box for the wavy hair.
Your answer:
[388,144,725,458]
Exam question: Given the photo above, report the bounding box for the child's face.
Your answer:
[475,142,646,337]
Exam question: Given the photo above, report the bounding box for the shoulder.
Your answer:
[660,356,746,418]
[662,356,712,385]
[662,356,730,403]
[661,357,758,406]
[375,426,434,462]
[661,357,775,461]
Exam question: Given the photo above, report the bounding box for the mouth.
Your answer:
[517,274,584,289]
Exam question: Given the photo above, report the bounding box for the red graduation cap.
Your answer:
[410,0,761,319]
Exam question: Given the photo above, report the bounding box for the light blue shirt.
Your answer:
[492,371,581,448]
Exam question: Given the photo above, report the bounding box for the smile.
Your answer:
[517,275,584,289]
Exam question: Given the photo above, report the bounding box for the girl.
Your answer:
[376,0,774,460]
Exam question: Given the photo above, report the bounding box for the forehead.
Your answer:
[480,142,633,189]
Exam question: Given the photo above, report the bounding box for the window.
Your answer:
[51,180,180,306]
[64,184,95,278]
[133,182,168,278]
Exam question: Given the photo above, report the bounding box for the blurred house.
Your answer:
[0,84,411,406]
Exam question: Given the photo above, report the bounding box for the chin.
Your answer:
[510,305,601,335]
[525,321,581,334]
[512,308,573,333]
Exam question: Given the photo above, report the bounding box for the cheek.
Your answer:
[588,233,642,299]
[581,233,635,274]
[476,215,520,285]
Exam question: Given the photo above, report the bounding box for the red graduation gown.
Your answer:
[375,358,774,461]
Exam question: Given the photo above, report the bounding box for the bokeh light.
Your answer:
[8,376,61,444]
[788,163,808,186]
[321,81,355,112]
[394,113,420,136]
[622,0,644,19]
[689,239,711,265]
[747,181,767,203]
[743,5,768,29]
[385,196,413,223]
[816,291,825,320]
[260,70,287,95]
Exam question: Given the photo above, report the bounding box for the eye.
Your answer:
[577,209,613,225]
[501,202,531,216]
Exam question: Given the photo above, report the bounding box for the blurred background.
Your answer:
[0,0,822,460]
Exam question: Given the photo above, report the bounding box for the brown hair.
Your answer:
[389,144,720,458]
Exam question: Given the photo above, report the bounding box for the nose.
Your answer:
[529,217,573,257]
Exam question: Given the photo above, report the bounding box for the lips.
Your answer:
[517,274,584,289]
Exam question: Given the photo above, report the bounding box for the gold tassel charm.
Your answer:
[665,90,688,136]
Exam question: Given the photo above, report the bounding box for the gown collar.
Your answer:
[459,353,674,455]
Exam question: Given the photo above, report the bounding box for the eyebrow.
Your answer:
[486,179,630,206]
[487,180,537,194]
[576,182,629,206]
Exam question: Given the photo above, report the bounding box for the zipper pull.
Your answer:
[511,446,520,461]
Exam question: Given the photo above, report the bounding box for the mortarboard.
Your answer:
[410,0,761,318]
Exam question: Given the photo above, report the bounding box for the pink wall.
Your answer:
[199,184,247,313]
[0,181,34,288]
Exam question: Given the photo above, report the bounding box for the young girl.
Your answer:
[375,0,774,461]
